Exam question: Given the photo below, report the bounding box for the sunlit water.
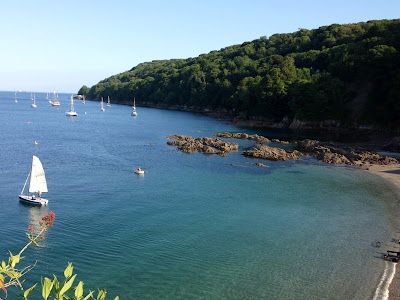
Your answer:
[0,91,398,299]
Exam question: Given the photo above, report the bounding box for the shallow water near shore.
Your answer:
[0,91,398,299]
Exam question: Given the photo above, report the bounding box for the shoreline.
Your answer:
[366,164,400,299]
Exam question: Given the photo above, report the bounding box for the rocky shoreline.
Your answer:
[168,132,399,167]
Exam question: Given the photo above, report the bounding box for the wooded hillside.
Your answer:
[79,19,400,129]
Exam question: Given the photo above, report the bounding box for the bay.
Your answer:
[0,91,398,299]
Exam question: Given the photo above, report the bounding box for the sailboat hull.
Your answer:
[19,195,48,206]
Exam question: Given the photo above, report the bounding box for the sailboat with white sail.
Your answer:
[51,89,60,106]
[107,96,111,107]
[31,94,37,108]
[100,97,105,111]
[66,95,78,116]
[14,91,18,103]
[19,156,49,206]
[131,97,137,116]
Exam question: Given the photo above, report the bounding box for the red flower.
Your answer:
[41,211,55,228]
[28,225,34,232]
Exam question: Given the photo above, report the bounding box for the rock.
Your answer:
[214,132,270,143]
[317,152,351,165]
[167,134,239,155]
[296,139,320,151]
[243,143,299,161]
[256,162,269,167]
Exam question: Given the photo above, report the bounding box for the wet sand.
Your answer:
[367,164,400,299]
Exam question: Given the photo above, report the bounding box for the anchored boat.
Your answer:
[19,156,49,206]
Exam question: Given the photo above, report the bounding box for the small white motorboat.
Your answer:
[134,168,145,174]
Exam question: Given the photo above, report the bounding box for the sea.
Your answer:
[0,91,399,299]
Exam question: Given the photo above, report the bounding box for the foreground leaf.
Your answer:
[24,283,37,299]
[42,277,54,300]
[59,274,76,296]
[64,262,73,279]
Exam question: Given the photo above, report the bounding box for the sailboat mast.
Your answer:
[21,172,30,195]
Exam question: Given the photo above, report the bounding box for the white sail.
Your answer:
[28,156,48,193]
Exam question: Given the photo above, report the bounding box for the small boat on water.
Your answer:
[31,94,37,108]
[14,91,18,103]
[107,96,111,107]
[100,97,105,111]
[132,97,137,116]
[19,156,49,206]
[66,95,78,116]
[51,89,60,106]
[134,167,144,174]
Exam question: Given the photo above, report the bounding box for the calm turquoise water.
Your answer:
[0,91,398,299]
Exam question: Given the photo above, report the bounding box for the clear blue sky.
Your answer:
[0,0,398,93]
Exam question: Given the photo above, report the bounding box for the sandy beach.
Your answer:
[366,164,400,299]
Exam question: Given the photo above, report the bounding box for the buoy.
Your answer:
[28,122,30,124]
[35,141,38,146]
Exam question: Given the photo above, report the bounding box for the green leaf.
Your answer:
[75,281,84,298]
[59,274,76,296]
[64,262,73,279]
[42,277,54,300]
[52,274,60,291]
[6,270,22,279]
[8,251,21,268]
[24,283,37,300]
[83,290,94,300]
[97,289,106,300]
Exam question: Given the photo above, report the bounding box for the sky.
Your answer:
[0,0,398,93]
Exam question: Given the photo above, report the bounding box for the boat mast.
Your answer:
[21,172,30,195]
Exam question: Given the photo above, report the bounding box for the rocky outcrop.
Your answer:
[167,135,239,156]
[243,143,299,161]
[214,132,271,143]
[168,133,398,167]
[214,132,292,144]
[296,139,398,165]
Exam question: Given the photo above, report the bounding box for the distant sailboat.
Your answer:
[45,92,49,100]
[107,96,111,107]
[14,91,18,103]
[19,156,49,206]
[31,94,37,108]
[30,92,33,100]
[66,95,78,116]
[51,89,60,106]
[100,97,105,111]
[82,95,86,104]
[131,97,137,116]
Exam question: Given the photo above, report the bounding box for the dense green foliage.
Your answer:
[80,19,400,129]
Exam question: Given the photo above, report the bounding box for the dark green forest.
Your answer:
[79,19,400,129]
